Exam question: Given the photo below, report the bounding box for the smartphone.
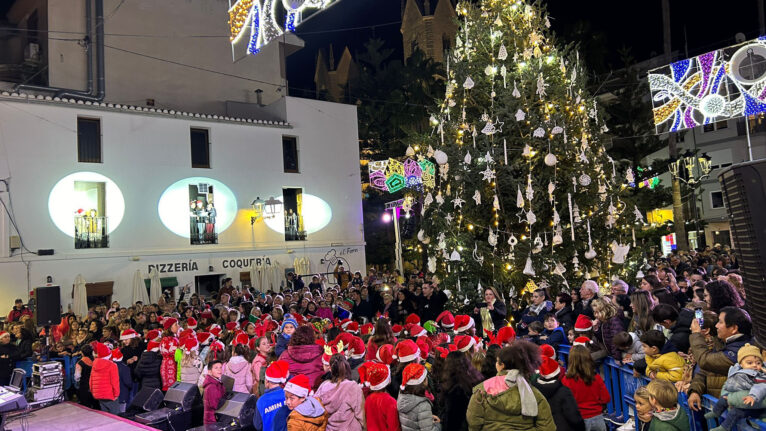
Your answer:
[695,308,704,329]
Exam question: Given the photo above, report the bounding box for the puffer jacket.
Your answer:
[180,356,203,385]
[279,344,324,388]
[287,396,329,431]
[315,379,365,431]
[203,374,225,424]
[595,315,625,360]
[90,357,120,401]
[135,350,163,390]
[466,370,556,431]
[531,379,585,431]
[251,353,269,395]
[645,343,685,382]
[224,355,254,393]
[398,393,440,431]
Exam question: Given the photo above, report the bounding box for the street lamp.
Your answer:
[250,196,283,225]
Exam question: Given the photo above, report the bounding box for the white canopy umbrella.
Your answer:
[249,261,260,293]
[149,267,161,304]
[72,274,88,319]
[132,269,151,305]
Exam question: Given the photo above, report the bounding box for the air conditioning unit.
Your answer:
[24,43,40,61]
[719,160,766,348]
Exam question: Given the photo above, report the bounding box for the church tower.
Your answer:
[400,0,458,64]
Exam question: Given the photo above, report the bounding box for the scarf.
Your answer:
[528,301,549,316]
[504,369,538,417]
[652,406,679,422]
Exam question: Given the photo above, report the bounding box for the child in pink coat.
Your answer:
[224,344,253,393]
[250,336,273,395]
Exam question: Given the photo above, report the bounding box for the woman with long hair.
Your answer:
[628,291,657,336]
[466,340,555,430]
[315,354,365,431]
[591,298,625,360]
[439,351,484,431]
[704,279,744,313]
[639,274,663,291]
[474,286,508,334]
[561,345,610,431]
[366,319,396,360]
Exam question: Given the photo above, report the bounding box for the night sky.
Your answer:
[286,0,764,95]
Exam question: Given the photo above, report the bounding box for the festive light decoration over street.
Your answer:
[369,158,436,193]
[228,0,335,56]
[648,36,766,133]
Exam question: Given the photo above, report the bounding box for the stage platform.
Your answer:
[5,402,156,431]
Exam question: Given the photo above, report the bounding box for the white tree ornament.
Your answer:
[512,81,521,98]
[516,187,524,208]
[434,150,448,165]
[417,229,430,244]
[533,127,546,138]
[464,151,472,164]
[452,197,465,209]
[472,190,482,205]
[435,191,445,206]
[498,43,508,60]
[611,241,630,264]
[536,74,548,97]
[523,255,536,276]
[544,153,557,166]
[493,194,500,210]
[488,228,498,247]
[427,256,437,273]
[463,76,475,89]
[480,166,496,182]
[515,109,526,121]
[634,205,646,224]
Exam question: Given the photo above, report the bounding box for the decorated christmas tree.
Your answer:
[407,0,645,309]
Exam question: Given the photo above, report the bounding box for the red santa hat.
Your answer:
[178,329,195,342]
[146,341,160,352]
[573,336,591,347]
[393,340,420,363]
[187,318,197,329]
[400,363,427,390]
[408,324,428,338]
[284,374,312,398]
[209,340,225,360]
[347,336,366,360]
[453,315,475,334]
[332,332,354,351]
[94,342,112,360]
[416,338,430,359]
[574,315,593,332]
[436,311,455,328]
[375,344,395,365]
[146,329,161,342]
[405,314,421,326]
[455,335,476,353]
[392,324,403,336]
[200,310,214,319]
[361,323,375,336]
[209,324,223,338]
[540,344,556,360]
[0,332,9,339]
[120,329,138,341]
[196,332,213,346]
[342,321,359,334]
[366,362,391,391]
[357,361,372,387]
[435,346,449,359]
[162,317,178,331]
[182,337,199,353]
[232,332,249,347]
[111,348,123,362]
[538,356,561,380]
[493,326,516,346]
[322,345,339,366]
[265,360,290,384]
[225,321,239,332]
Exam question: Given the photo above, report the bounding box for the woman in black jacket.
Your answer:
[438,351,484,431]
[134,344,163,390]
[392,290,416,324]
[473,286,508,334]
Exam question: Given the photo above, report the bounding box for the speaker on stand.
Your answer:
[34,286,60,327]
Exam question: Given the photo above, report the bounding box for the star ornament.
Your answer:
[480,166,496,182]
[452,197,465,209]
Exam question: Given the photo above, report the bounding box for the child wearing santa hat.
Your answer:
[224,342,254,394]
[531,356,584,431]
[254,360,290,431]
[179,337,203,386]
[90,342,121,414]
[135,340,162,391]
[111,348,133,413]
[397,363,440,431]
[283,374,329,431]
[364,362,401,431]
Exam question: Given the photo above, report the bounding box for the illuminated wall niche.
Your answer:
[48,172,126,239]
[158,177,237,241]
[264,193,332,235]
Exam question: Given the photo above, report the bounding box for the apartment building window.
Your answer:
[283,136,299,173]
[283,187,306,241]
[702,120,728,133]
[711,191,725,209]
[190,128,210,168]
[77,117,102,163]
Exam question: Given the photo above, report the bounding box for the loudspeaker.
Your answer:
[34,286,60,326]
[216,392,257,426]
[130,387,164,412]
[719,160,766,347]
[163,382,199,411]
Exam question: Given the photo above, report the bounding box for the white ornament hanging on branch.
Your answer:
[610,241,630,264]
[493,195,500,210]
[533,127,546,138]
[634,205,646,224]
[463,76,475,89]
[584,220,597,259]
[452,196,465,209]
[501,65,507,88]
[579,173,592,186]
[435,191,445,206]
[508,234,518,249]
[512,81,521,98]
[464,151,472,164]
[498,43,508,60]
[548,182,556,203]
[568,193,575,240]
[488,228,498,247]
[439,163,449,180]
[551,126,564,135]
[434,150,448,165]
[472,190,482,206]
[533,235,543,253]
[552,225,563,245]
[417,229,430,244]
[522,144,532,157]
[526,209,537,225]
[515,109,526,121]
[523,255,535,276]
[427,256,436,273]
[472,243,484,265]
[536,74,548,98]
[516,187,524,208]
[626,167,635,185]
[544,153,557,166]
[405,145,415,156]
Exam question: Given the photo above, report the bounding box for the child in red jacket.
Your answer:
[363,362,401,431]
[89,342,121,414]
[561,345,610,431]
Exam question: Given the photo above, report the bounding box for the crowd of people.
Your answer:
[0,246,757,431]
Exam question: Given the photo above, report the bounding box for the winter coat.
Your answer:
[668,309,693,354]
[466,371,556,431]
[690,332,750,377]
[555,306,575,331]
[287,396,329,431]
[160,337,179,391]
[621,332,645,362]
[276,334,291,358]
[15,328,34,359]
[135,350,163,390]
[224,355,254,393]
[516,302,553,335]
[0,343,18,385]
[648,407,690,431]
[531,379,586,431]
[721,364,766,401]
[279,344,324,388]
[116,361,133,404]
[595,315,625,360]
[365,391,401,431]
[645,343,685,382]
[180,356,203,385]
[203,374,226,424]
[254,386,286,431]
[76,357,98,408]
[561,374,610,419]
[474,300,508,333]
[539,327,566,351]
[90,357,120,401]
[121,344,143,379]
[439,385,472,431]
[315,379,365,431]
[251,353,269,395]
[397,393,440,431]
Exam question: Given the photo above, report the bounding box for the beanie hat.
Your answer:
[455,335,476,353]
[405,314,421,326]
[182,337,199,353]
[436,311,455,328]
[400,363,427,390]
[375,344,395,365]
[367,362,391,391]
[454,315,475,333]
[120,329,138,341]
[281,317,298,332]
[284,374,312,398]
[146,341,160,352]
[197,332,213,346]
[94,342,112,360]
[187,318,197,329]
[738,343,763,364]
[162,317,178,331]
[361,323,375,336]
[574,315,593,332]
[111,348,123,362]
[408,324,427,338]
[393,340,420,363]
[347,336,366,359]
[540,343,556,360]
[265,360,290,383]
[146,329,161,342]
[573,336,591,347]
[392,325,403,336]
[538,357,560,380]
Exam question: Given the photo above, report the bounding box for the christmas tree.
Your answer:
[407,0,644,309]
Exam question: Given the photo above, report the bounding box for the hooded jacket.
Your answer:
[531,379,585,431]
[667,309,693,354]
[135,350,162,390]
[397,393,440,431]
[224,355,254,393]
[279,344,324,388]
[645,343,685,382]
[287,396,329,431]
[203,374,226,424]
[90,357,120,401]
[180,355,203,385]
[115,361,133,404]
[251,353,269,395]
[648,407,689,431]
[466,370,556,431]
[254,386,286,431]
[315,379,365,431]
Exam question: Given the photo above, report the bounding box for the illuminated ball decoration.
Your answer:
[264,194,332,235]
[699,94,726,117]
[157,177,237,238]
[48,171,125,237]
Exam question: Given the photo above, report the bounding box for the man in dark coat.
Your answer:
[417,283,447,323]
[0,332,18,386]
[553,293,575,331]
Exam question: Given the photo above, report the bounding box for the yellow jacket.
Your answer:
[646,351,685,382]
